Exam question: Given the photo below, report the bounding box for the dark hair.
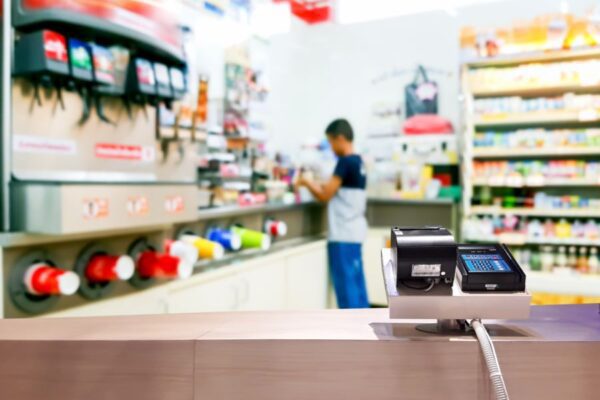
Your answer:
[325,119,353,142]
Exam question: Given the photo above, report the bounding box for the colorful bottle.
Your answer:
[589,248,599,274]
[555,219,572,239]
[556,246,567,269]
[541,246,555,272]
[576,247,588,273]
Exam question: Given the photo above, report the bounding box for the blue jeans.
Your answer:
[327,242,369,309]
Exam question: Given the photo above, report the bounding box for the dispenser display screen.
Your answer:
[136,59,155,86]
[170,68,185,91]
[461,253,512,273]
[68,39,93,81]
[43,31,68,63]
[92,44,116,84]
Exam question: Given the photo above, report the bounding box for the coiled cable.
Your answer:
[470,319,510,400]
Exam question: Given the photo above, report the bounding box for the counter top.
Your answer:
[0,304,598,342]
[0,305,599,400]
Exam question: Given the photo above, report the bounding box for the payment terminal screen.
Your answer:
[461,253,512,273]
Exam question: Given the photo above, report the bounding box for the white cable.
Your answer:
[470,319,510,400]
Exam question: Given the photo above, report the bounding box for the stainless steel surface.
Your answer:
[11,183,199,234]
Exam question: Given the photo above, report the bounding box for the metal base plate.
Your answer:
[382,248,531,320]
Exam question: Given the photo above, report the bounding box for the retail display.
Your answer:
[474,93,600,117]
[463,48,600,305]
[474,128,600,151]
[467,59,600,93]
[180,235,226,260]
[207,228,243,251]
[232,226,272,250]
[264,219,288,238]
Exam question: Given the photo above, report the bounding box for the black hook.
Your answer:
[94,94,115,125]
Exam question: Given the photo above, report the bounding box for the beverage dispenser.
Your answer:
[7,0,198,235]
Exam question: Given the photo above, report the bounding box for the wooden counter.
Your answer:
[0,305,599,400]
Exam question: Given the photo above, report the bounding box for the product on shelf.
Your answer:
[468,59,600,92]
[474,93,600,117]
[472,159,600,183]
[24,263,80,296]
[512,244,599,275]
[231,226,271,250]
[463,215,600,242]
[180,235,225,260]
[264,219,288,238]
[474,128,600,150]
[206,228,242,251]
[85,254,135,283]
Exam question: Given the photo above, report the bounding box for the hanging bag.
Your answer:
[404,65,439,117]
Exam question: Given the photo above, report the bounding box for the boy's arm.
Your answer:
[300,175,342,203]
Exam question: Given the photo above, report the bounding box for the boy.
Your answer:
[297,119,369,308]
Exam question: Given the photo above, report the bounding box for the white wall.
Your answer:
[268,0,599,157]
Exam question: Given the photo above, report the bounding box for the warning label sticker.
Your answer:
[14,135,77,155]
[95,143,155,162]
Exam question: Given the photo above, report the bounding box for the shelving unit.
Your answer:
[461,48,600,304]
[474,109,600,127]
[472,177,599,187]
[463,234,598,247]
[470,206,600,218]
[527,271,600,298]
[472,147,600,158]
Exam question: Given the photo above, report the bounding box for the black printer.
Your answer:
[390,226,456,289]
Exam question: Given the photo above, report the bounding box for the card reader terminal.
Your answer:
[457,244,526,292]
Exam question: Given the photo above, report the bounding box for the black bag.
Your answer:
[405,65,439,118]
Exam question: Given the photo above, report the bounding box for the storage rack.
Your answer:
[461,48,600,303]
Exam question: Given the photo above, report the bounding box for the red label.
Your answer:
[165,196,185,214]
[82,198,109,220]
[127,196,149,216]
[95,143,155,161]
[43,31,68,63]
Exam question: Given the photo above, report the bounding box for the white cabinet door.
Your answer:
[236,256,287,311]
[364,229,389,306]
[285,241,328,309]
[168,270,240,314]
[45,288,168,318]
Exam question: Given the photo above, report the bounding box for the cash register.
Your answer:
[384,226,530,400]
[390,226,527,293]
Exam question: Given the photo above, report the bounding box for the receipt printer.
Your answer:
[391,226,456,288]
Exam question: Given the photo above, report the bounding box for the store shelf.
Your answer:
[472,177,600,187]
[526,271,600,297]
[471,83,600,98]
[474,109,600,127]
[472,147,600,159]
[463,47,600,68]
[464,234,599,247]
[470,206,600,218]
